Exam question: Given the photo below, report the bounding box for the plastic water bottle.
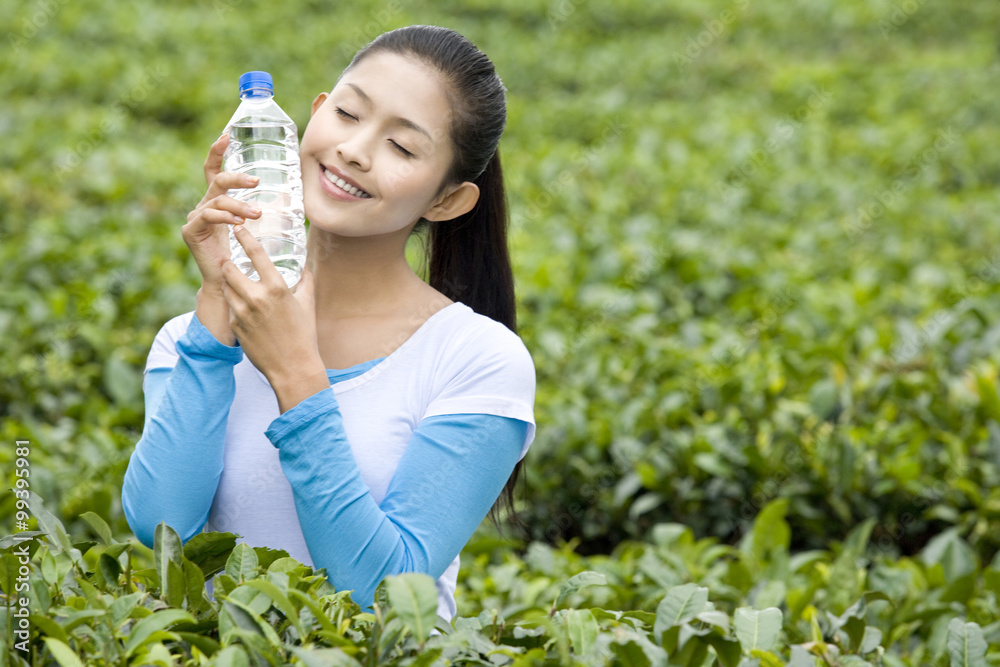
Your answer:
[223,71,306,288]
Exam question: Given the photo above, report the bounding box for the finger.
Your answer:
[203,194,262,224]
[202,172,260,205]
[204,133,229,186]
[188,204,251,228]
[220,257,253,305]
[233,224,284,286]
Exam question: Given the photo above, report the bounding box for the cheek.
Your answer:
[380,157,446,199]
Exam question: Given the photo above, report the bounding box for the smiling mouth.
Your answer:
[321,165,371,198]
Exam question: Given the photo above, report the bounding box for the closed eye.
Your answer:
[390,140,414,158]
[335,107,357,121]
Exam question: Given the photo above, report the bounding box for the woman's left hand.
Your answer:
[221,225,328,409]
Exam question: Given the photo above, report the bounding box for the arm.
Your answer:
[265,388,527,610]
[121,312,244,547]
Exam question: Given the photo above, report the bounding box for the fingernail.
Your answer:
[233,216,244,224]
[250,208,261,216]
[248,176,260,184]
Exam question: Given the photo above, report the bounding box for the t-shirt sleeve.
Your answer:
[145,310,196,371]
[423,321,536,458]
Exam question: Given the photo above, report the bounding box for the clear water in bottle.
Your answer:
[223,71,306,288]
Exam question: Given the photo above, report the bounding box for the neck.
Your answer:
[306,225,424,321]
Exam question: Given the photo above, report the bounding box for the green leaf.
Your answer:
[288,588,339,635]
[788,645,815,667]
[565,608,599,655]
[702,633,741,667]
[153,522,183,589]
[183,557,209,613]
[176,632,221,658]
[751,650,784,667]
[252,545,290,571]
[860,625,883,654]
[843,614,865,653]
[214,645,251,667]
[226,543,259,583]
[29,493,74,556]
[122,608,195,657]
[79,512,113,546]
[751,499,791,561]
[103,349,141,405]
[0,531,44,550]
[245,578,306,639]
[99,552,122,587]
[384,572,439,645]
[109,592,145,628]
[29,614,69,644]
[947,618,987,667]
[289,646,363,667]
[734,607,782,653]
[183,531,238,577]
[654,583,709,640]
[164,559,186,607]
[554,570,607,607]
[923,529,978,583]
[220,597,283,645]
[43,638,84,667]
[696,610,730,631]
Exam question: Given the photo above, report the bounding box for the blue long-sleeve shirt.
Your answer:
[122,312,528,610]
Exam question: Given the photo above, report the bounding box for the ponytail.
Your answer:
[427,150,515,332]
[428,151,523,528]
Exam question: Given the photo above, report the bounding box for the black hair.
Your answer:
[346,26,523,527]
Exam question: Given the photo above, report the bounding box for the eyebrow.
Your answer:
[345,83,433,141]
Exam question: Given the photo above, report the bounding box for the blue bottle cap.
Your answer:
[238,71,273,97]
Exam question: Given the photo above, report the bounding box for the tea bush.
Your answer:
[2,0,1000,662]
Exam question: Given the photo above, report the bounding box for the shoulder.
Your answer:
[421,303,536,430]
[432,303,535,389]
[145,310,195,372]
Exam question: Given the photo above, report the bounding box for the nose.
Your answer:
[337,129,373,172]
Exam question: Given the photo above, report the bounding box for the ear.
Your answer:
[310,92,328,118]
[422,182,480,222]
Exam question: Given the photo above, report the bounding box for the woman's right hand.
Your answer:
[182,134,262,293]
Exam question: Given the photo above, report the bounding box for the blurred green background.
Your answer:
[3,0,1000,659]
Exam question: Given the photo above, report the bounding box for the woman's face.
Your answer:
[299,51,473,238]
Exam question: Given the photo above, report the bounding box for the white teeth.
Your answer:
[323,167,370,198]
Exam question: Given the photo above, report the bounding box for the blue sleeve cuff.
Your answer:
[181,313,245,364]
[264,386,337,443]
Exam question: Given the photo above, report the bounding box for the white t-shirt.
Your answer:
[144,301,536,619]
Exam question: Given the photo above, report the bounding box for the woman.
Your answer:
[122,25,536,621]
